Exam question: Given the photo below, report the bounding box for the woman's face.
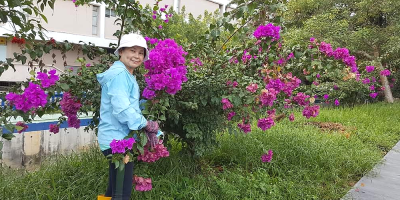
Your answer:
[119,46,145,71]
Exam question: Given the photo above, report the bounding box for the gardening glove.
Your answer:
[144,120,159,133]
[146,131,159,148]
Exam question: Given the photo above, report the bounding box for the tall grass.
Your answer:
[1,102,399,199]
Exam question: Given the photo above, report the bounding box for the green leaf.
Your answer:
[140,133,148,147]
[119,160,125,171]
[4,124,15,133]
[159,115,166,121]
[15,125,24,131]
[2,133,15,140]
[23,8,32,15]
[114,160,119,169]
[60,83,70,91]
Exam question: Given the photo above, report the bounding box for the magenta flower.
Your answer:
[362,78,370,84]
[369,85,375,91]
[246,83,258,93]
[316,74,321,78]
[257,117,275,131]
[319,42,334,57]
[60,92,81,128]
[370,93,378,99]
[253,23,281,41]
[142,88,156,99]
[227,112,236,121]
[221,98,233,110]
[6,82,48,112]
[49,124,60,134]
[152,15,156,19]
[143,38,187,98]
[232,81,238,88]
[287,52,294,60]
[137,141,169,162]
[36,69,59,88]
[110,138,136,154]
[261,150,273,163]
[260,88,278,107]
[238,122,251,133]
[158,25,162,29]
[334,99,340,106]
[302,105,320,119]
[86,63,91,67]
[333,85,339,90]
[310,37,315,42]
[133,176,152,191]
[289,113,295,121]
[365,66,375,73]
[380,69,391,76]
[293,92,310,106]
[323,94,329,100]
[266,79,285,92]
[333,47,350,60]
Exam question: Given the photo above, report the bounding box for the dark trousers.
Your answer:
[102,149,134,200]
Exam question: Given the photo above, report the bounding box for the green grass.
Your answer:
[1,102,400,199]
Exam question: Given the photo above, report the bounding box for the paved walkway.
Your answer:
[342,141,400,200]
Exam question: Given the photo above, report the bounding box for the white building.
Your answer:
[0,0,231,90]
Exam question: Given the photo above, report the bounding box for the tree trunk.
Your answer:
[374,49,394,103]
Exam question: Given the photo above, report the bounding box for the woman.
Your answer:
[96,33,159,200]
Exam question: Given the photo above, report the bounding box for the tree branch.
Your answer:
[355,51,374,60]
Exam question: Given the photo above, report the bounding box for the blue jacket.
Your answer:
[96,61,147,151]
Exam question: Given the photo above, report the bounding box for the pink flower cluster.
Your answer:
[253,23,281,41]
[246,83,258,93]
[380,69,391,76]
[293,92,310,106]
[49,124,60,134]
[261,149,273,163]
[137,141,169,162]
[365,66,375,73]
[226,80,238,88]
[143,39,188,99]
[260,88,278,107]
[133,176,152,191]
[152,4,171,23]
[15,121,28,133]
[237,122,251,133]
[190,57,203,67]
[110,138,136,154]
[6,82,47,112]
[315,39,358,73]
[221,98,233,110]
[257,117,275,131]
[36,69,59,88]
[60,92,81,128]
[227,111,236,121]
[302,105,320,119]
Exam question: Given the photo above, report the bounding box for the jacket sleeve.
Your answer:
[106,72,147,130]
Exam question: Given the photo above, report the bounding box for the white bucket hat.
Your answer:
[114,33,150,61]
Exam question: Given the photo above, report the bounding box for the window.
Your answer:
[92,6,99,35]
[105,8,116,18]
[0,81,17,92]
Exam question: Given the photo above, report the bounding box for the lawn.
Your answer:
[1,102,400,199]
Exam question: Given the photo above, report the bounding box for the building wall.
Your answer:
[0,42,95,82]
[39,1,94,37]
[180,0,220,18]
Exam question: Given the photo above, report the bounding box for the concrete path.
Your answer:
[342,140,400,200]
